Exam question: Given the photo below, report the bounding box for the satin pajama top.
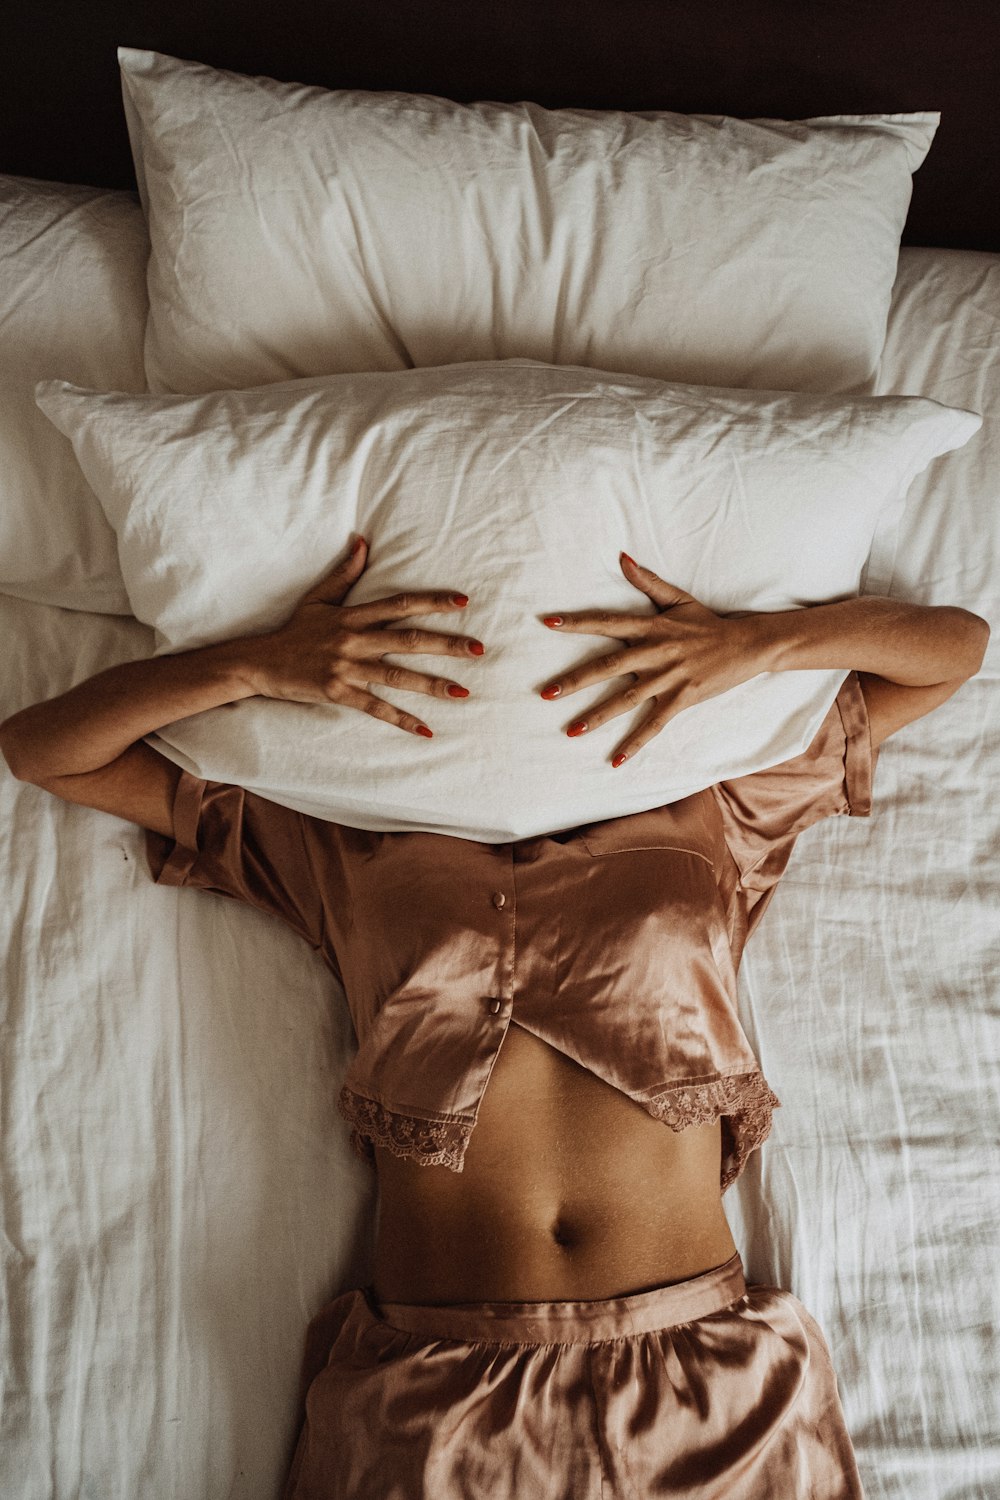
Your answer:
[144,672,877,1193]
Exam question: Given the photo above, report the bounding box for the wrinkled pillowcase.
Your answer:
[119,46,936,397]
[0,174,148,613]
[36,360,980,840]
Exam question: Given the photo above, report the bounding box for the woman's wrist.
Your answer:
[740,596,989,686]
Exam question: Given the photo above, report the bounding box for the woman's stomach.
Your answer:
[371,1020,739,1305]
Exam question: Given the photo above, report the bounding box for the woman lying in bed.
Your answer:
[0,540,988,1500]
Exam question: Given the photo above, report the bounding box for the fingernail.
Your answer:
[612,753,628,768]
[468,641,485,656]
[543,616,563,628]
[567,721,588,737]
[452,594,469,607]
[540,684,562,699]
[351,536,366,555]
[447,685,469,698]
[415,725,433,737]
[620,552,637,569]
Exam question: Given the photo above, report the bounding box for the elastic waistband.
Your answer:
[367,1251,747,1345]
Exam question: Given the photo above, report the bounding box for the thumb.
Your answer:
[301,535,368,606]
[619,552,692,609]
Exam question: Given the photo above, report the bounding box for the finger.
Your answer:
[353,660,473,700]
[539,643,662,700]
[335,684,436,739]
[609,701,683,768]
[352,626,485,659]
[302,536,369,606]
[559,679,661,737]
[348,590,473,629]
[539,608,656,640]
[618,554,693,610]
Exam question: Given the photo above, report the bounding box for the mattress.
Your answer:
[1,245,998,1498]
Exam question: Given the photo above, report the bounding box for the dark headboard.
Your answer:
[3,0,998,251]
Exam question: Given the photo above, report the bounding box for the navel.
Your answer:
[550,1216,579,1249]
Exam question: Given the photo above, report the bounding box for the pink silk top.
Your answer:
[144,672,877,1193]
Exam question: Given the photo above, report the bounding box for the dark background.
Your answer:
[2,0,997,249]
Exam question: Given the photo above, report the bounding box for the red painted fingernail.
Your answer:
[612,753,628,768]
[468,641,485,656]
[452,594,469,607]
[540,684,562,699]
[620,552,636,569]
[567,721,588,737]
[351,536,366,555]
[543,616,564,628]
[447,685,469,698]
[415,725,433,737]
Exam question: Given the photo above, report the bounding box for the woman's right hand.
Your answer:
[243,538,485,737]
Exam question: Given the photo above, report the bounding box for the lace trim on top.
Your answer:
[339,1070,779,1190]
[644,1070,781,1192]
[338,1087,473,1172]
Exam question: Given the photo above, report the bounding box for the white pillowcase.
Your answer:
[36,360,980,841]
[0,175,148,613]
[119,46,936,398]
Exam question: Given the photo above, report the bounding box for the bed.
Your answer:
[1,5,998,1498]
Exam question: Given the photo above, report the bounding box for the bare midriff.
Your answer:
[371,1020,738,1306]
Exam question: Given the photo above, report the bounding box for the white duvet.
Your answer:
[1,246,999,1499]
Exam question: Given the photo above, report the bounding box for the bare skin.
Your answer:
[0,540,989,1305]
[372,1023,738,1303]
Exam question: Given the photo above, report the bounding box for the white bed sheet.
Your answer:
[1,245,998,1499]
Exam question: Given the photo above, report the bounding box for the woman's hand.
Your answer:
[247,537,485,738]
[538,552,757,767]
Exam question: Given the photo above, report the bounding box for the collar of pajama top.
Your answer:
[143,673,876,1195]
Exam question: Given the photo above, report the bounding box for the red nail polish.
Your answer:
[543,616,563,628]
[351,536,366,555]
[540,684,562,699]
[447,685,469,698]
[415,725,433,737]
[452,594,469,607]
[620,552,636,569]
[567,721,588,737]
[468,642,485,656]
[612,753,628,768]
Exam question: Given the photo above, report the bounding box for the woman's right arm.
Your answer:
[0,641,256,837]
[0,639,257,786]
[0,539,481,836]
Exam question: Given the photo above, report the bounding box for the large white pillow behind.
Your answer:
[0,175,147,612]
[119,47,936,398]
[36,360,979,840]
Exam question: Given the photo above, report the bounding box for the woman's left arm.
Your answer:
[746,597,991,749]
[537,555,990,763]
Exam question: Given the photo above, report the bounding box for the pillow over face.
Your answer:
[119,47,936,397]
[36,360,980,840]
[0,175,147,613]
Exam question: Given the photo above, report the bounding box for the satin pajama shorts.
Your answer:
[281,1251,864,1499]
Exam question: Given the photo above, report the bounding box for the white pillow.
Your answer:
[35,360,980,841]
[0,175,148,613]
[119,46,936,398]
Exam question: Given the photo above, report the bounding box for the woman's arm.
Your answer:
[0,542,480,833]
[0,640,255,784]
[740,597,991,749]
[744,596,989,687]
[537,554,990,763]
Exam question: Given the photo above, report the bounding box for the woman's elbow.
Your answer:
[0,721,30,782]
[936,606,991,681]
[959,609,992,678]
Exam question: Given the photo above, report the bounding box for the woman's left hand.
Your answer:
[537,553,759,767]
